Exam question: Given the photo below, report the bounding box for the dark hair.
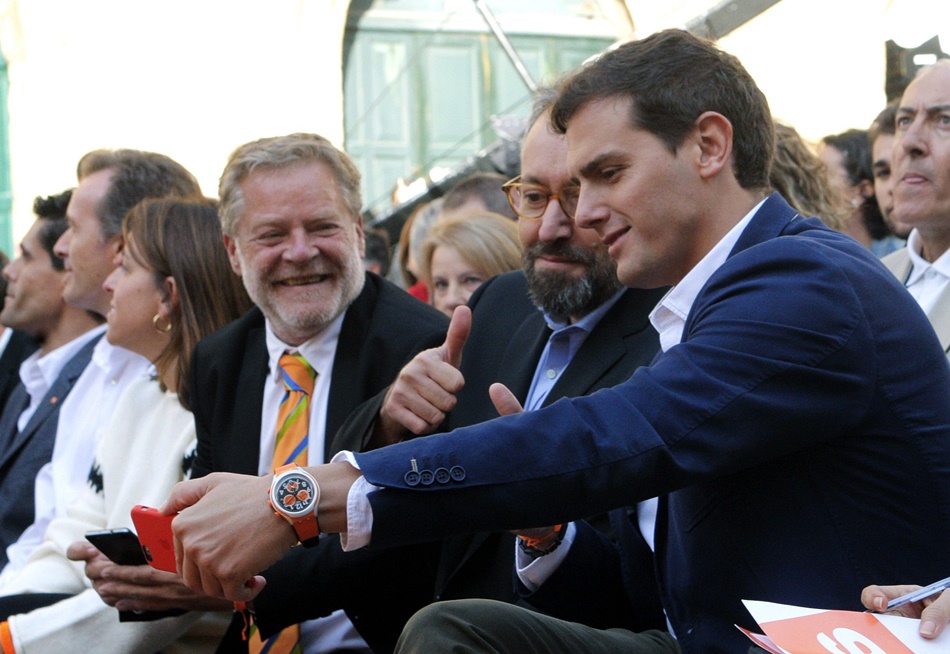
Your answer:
[528,86,560,132]
[443,172,516,220]
[32,189,73,271]
[551,29,774,191]
[122,198,253,410]
[868,100,899,145]
[821,129,889,240]
[363,228,392,277]
[77,149,201,239]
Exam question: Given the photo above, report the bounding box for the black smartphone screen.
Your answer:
[85,528,148,565]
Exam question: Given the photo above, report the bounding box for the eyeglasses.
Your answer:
[502,176,581,220]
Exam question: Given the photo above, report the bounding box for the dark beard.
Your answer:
[523,241,624,322]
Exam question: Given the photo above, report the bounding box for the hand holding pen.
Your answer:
[861,576,950,640]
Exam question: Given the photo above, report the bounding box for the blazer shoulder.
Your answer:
[881,247,910,281]
[194,306,264,357]
[370,274,449,328]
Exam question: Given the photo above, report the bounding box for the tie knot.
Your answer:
[279,353,316,395]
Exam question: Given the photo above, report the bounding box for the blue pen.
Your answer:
[886,575,950,611]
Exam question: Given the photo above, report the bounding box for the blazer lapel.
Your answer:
[546,319,624,404]
[325,278,376,461]
[228,324,268,475]
[494,312,550,404]
[0,385,29,461]
[0,334,100,470]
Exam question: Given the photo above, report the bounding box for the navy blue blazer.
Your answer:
[354,194,950,654]
[0,330,38,413]
[0,333,100,567]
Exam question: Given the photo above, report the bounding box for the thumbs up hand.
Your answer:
[377,306,473,442]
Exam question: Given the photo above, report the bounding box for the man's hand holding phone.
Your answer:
[130,505,177,573]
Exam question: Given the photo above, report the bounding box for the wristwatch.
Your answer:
[268,463,321,544]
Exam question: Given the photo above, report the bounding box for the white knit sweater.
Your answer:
[0,375,228,653]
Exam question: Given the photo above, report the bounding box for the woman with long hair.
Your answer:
[0,197,252,653]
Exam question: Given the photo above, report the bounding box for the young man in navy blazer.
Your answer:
[167,31,950,654]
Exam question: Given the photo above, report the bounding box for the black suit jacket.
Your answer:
[0,330,38,413]
[0,333,99,566]
[189,273,448,652]
[433,272,666,621]
[257,271,668,649]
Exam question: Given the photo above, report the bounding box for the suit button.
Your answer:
[434,468,450,484]
[404,471,421,486]
[419,470,434,485]
[449,466,466,482]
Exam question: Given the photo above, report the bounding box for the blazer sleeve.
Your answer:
[354,238,887,545]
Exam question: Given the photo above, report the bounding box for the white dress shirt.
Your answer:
[14,326,104,433]
[260,313,370,654]
[902,228,950,314]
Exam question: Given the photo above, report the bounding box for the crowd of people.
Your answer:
[0,26,945,654]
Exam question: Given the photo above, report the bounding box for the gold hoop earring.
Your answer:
[152,314,172,334]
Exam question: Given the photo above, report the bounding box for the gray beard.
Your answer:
[523,242,623,322]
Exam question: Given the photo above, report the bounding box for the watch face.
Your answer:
[273,473,317,517]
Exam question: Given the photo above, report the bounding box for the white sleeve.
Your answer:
[329,451,376,551]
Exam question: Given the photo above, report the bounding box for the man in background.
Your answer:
[0,190,101,568]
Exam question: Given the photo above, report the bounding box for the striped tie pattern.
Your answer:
[272,353,316,468]
[249,352,316,654]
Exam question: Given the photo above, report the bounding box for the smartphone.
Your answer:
[130,505,177,573]
[85,528,148,566]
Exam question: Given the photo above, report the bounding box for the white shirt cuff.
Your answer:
[514,522,576,592]
[330,450,377,551]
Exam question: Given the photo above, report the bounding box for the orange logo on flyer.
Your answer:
[761,609,916,654]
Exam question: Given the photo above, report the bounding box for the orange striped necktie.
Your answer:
[247,623,303,654]
[249,352,315,654]
[272,352,316,469]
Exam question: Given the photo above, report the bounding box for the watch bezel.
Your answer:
[270,469,319,519]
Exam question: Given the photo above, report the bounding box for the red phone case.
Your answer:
[130,505,177,573]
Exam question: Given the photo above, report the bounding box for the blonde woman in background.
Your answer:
[420,211,521,317]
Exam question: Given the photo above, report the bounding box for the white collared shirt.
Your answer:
[260,312,370,654]
[15,325,105,433]
[902,228,950,314]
